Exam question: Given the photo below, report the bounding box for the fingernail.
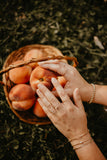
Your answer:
[38,62,44,66]
[38,99,44,109]
[51,77,57,83]
[38,83,44,89]
[75,88,79,94]
[36,89,40,94]
[36,89,41,97]
[38,98,41,104]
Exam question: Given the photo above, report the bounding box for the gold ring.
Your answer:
[49,106,56,114]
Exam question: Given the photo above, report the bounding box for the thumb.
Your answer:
[73,88,83,108]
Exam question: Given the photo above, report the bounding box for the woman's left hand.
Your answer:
[36,78,88,141]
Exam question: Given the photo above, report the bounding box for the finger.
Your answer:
[52,88,73,97]
[37,84,60,109]
[37,89,56,114]
[73,88,83,108]
[37,98,48,113]
[38,60,73,81]
[37,98,55,117]
[38,98,60,125]
[39,61,66,75]
[51,78,73,105]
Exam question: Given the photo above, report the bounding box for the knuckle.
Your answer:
[70,70,75,76]
[68,107,74,113]
[50,97,55,103]
[60,111,67,119]
[70,67,76,75]
[60,91,65,97]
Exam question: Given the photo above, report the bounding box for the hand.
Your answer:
[36,78,88,140]
[38,60,92,102]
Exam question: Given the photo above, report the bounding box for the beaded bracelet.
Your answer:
[88,83,96,104]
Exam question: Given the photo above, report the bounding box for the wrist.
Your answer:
[70,131,92,150]
[81,83,92,102]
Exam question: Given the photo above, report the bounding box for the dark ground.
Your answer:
[0,0,107,160]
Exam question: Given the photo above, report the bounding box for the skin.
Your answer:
[37,79,106,160]
[36,60,107,160]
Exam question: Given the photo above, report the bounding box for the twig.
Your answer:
[0,81,5,86]
[66,37,107,57]
[0,36,9,46]
[0,80,11,87]
[87,51,107,57]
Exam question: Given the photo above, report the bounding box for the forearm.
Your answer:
[75,140,106,160]
[70,133,106,160]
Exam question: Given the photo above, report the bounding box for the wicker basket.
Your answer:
[2,44,78,125]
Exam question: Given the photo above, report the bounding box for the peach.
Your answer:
[33,98,47,118]
[9,60,32,84]
[57,76,67,87]
[24,49,44,68]
[30,66,58,91]
[9,84,36,111]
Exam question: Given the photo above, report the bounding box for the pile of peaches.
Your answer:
[8,49,66,118]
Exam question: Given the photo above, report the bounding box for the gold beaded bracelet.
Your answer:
[88,83,96,104]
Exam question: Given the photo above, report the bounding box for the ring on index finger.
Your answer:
[49,106,56,114]
[54,103,60,110]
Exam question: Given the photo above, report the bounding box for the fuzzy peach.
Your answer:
[9,84,36,111]
[30,66,58,91]
[9,60,32,84]
[33,98,47,118]
[57,76,66,87]
[24,49,44,68]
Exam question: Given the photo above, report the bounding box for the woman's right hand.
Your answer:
[38,60,92,102]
